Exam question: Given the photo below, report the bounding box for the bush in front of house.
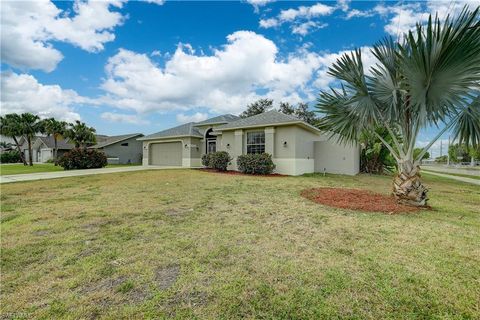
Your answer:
[57,148,107,170]
[0,150,21,163]
[201,153,211,167]
[207,151,232,171]
[237,153,276,175]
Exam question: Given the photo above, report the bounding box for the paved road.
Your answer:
[422,171,480,186]
[0,166,182,184]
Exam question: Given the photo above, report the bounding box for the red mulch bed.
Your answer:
[197,168,286,177]
[301,187,422,214]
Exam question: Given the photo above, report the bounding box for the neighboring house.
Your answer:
[89,133,144,164]
[139,111,360,176]
[18,136,74,162]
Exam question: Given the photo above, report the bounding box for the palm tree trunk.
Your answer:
[12,136,27,165]
[27,137,33,166]
[392,160,428,207]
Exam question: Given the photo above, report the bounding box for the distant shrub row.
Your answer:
[58,148,107,170]
[202,151,275,175]
[0,150,21,163]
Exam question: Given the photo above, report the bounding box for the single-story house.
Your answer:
[19,136,74,163]
[89,133,144,164]
[138,111,360,176]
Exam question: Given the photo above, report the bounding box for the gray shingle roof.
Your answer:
[90,133,143,148]
[194,114,240,126]
[215,110,315,131]
[139,123,202,140]
[38,136,75,150]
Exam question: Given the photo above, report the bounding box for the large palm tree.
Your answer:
[0,114,27,165]
[18,113,46,166]
[65,120,96,148]
[316,8,480,206]
[44,118,68,164]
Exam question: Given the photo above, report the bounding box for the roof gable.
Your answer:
[139,123,202,140]
[214,110,319,132]
[194,114,240,126]
[89,133,143,148]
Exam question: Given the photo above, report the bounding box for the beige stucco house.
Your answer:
[138,111,360,176]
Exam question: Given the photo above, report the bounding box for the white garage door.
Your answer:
[149,142,182,166]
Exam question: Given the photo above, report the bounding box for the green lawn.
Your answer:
[1,170,479,319]
[0,163,140,175]
[425,171,480,180]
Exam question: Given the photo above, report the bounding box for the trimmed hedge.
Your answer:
[0,150,21,163]
[202,151,232,171]
[237,153,275,175]
[57,148,107,170]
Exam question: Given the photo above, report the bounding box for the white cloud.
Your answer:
[378,0,480,37]
[101,112,149,125]
[416,138,451,158]
[259,2,336,35]
[259,18,280,28]
[0,72,88,122]
[279,3,334,22]
[0,0,125,72]
[150,50,162,57]
[176,113,209,124]
[140,0,165,5]
[292,22,328,36]
[246,0,275,12]
[100,31,323,115]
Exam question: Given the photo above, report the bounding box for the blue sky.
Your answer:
[1,0,478,157]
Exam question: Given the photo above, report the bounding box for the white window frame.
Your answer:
[246,131,265,154]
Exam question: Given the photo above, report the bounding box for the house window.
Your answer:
[246,131,265,154]
[121,143,128,146]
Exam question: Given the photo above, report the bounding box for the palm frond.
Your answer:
[451,96,480,147]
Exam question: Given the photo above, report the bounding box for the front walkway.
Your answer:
[0,166,181,184]
[422,171,480,186]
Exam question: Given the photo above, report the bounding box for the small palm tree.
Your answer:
[18,113,46,166]
[316,8,480,206]
[0,114,27,165]
[65,120,96,148]
[44,118,68,164]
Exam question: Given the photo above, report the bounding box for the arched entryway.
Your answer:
[205,128,216,154]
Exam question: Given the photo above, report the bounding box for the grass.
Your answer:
[424,171,480,181]
[0,163,140,176]
[1,170,479,319]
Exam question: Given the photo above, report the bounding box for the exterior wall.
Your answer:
[101,136,143,164]
[314,141,360,175]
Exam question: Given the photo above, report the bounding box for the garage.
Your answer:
[149,142,182,166]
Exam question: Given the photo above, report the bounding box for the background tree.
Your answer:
[316,8,480,206]
[413,148,430,161]
[240,99,273,118]
[278,102,319,125]
[449,143,471,163]
[0,114,27,165]
[19,113,46,166]
[360,127,397,174]
[65,120,96,148]
[44,118,68,164]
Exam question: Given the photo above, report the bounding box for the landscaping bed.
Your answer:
[197,168,285,177]
[301,187,422,214]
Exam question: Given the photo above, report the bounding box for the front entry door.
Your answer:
[207,140,216,154]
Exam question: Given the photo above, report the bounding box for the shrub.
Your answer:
[207,151,232,171]
[0,150,21,163]
[201,154,211,167]
[237,153,275,175]
[57,148,107,170]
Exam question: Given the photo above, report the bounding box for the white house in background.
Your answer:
[138,111,360,176]
[19,136,74,163]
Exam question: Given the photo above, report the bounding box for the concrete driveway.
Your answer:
[0,166,182,184]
